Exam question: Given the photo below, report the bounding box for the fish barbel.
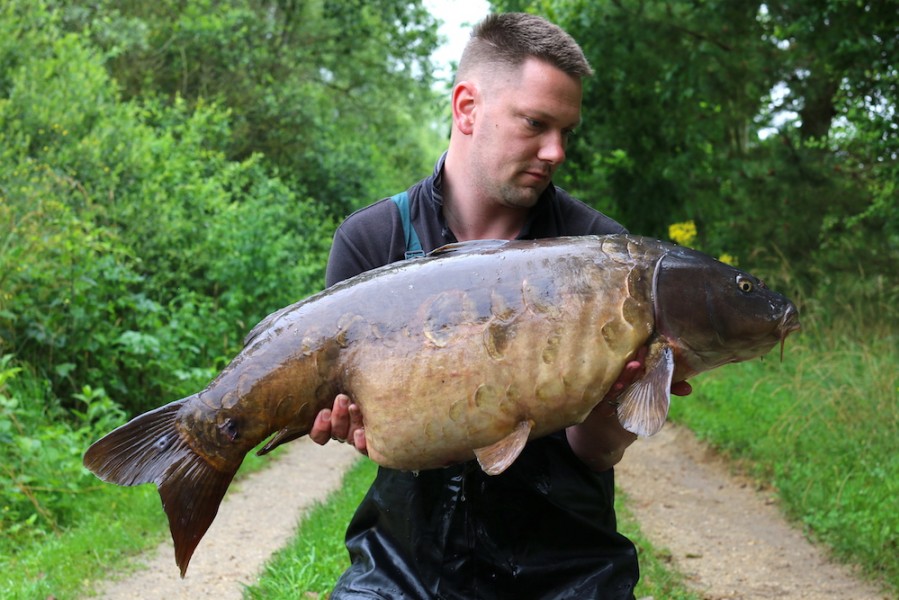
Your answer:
[83,234,800,575]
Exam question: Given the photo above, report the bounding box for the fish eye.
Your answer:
[736,276,754,293]
[218,418,240,442]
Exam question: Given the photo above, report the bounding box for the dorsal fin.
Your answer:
[430,239,510,257]
[242,305,293,347]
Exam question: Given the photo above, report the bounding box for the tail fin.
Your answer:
[83,398,239,577]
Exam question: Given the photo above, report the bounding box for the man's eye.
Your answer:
[526,118,542,129]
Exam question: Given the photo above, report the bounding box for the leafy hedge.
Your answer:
[0,0,336,551]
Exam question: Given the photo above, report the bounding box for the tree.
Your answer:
[760,0,898,272]
[56,0,445,216]
[495,0,897,285]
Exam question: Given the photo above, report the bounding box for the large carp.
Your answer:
[84,234,799,575]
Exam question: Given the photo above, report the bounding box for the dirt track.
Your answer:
[89,426,889,599]
[616,424,888,599]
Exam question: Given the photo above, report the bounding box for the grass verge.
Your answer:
[1,484,167,600]
[243,458,377,599]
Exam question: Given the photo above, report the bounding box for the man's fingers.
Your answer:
[348,402,364,432]
[304,394,369,451]
[346,402,366,454]
[353,428,368,456]
[329,394,351,441]
[309,409,332,445]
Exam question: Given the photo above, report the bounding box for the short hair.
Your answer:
[455,12,593,84]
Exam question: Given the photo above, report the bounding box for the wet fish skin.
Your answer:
[82,234,799,576]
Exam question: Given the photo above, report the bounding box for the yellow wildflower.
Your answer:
[668,220,697,247]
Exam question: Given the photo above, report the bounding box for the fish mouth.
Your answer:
[778,304,801,361]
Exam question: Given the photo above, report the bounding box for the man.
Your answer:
[311,13,689,599]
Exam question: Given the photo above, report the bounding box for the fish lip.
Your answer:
[778,304,801,361]
[780,304,801,335]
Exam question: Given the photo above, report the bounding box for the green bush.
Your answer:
[0,0,334,558]
[0,0,431,590]
[1,0,333,414]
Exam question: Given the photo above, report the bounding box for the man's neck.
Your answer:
[442,155,530,242]
[442,193,528,242]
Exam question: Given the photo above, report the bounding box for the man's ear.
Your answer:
[452,80,477,135]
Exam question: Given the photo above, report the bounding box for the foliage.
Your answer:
[1,0,335,412]
[0,0,438,565]
[496,0,897,291]
[2,482,165,600]
[54,0,446,217]
[0,359,272,599]
[0,355,124,546]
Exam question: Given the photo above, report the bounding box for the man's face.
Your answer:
[470,57,583,209]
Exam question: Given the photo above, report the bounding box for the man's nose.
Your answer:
[537,131,566,164]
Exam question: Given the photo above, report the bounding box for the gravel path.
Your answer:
[90,425,888,599]
[617,424,889,599]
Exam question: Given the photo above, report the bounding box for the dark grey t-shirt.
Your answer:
[326,155,639,600]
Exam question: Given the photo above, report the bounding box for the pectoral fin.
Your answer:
[474,420,533,475]
[617,342,674,437]
[257,424,307,456]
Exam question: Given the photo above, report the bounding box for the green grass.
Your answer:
[243,458,376,599]
[1,484,167,600]
[0,445,275,600]
[670,303,898,596]
[245,459,698,599]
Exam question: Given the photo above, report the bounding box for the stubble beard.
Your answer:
[497,180,543,209]
[472,161,545,209]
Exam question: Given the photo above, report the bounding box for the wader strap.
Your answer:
[390,191,425,259]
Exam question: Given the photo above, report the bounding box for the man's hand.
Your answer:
[567,346,692,472]
[309,394,368,455]
[602,346,693,402]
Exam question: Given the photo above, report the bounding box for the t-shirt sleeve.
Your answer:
[325,199,407,287]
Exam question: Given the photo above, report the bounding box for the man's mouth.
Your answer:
[522,169,550,184]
